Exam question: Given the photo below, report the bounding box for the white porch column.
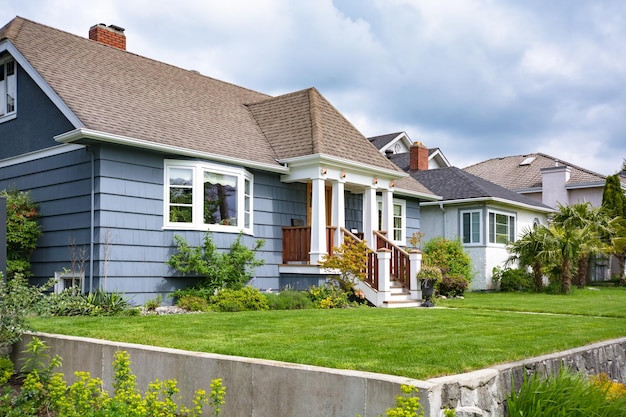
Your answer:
[331,180,345,248]
[362,186,377,247]
[380,188,393,240]
[310,176,327,264]
[409,250,422,300]
[377,248,392,304]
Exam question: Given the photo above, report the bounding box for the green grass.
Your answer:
[28,287,626,380]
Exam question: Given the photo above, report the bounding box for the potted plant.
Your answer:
[416,264,443,307]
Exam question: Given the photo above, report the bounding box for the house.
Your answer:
[465,153,626,280]
[0,16,440,305]
[370,135,554,290]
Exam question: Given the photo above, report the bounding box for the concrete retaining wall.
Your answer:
[11,333,626,417]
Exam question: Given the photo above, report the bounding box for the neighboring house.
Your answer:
[370,137,554,290]
[463,153,609,209]
[465,153,626,280]
[0,17,439,305]
[369,132,450,169]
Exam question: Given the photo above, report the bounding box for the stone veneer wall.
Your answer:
[10,333,626,417]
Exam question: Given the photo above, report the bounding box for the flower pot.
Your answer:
[420,279,436,307]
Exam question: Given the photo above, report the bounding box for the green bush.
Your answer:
[507,367,626,416]
[45,288,136,317]
[307,285,351,309]
[177,295,210,312]
[423,238,473,283]
[168,232,264,292]
[1,189,43,279]
[144,294,163,311]
[492,266,534,292]
[0,357,12,385]
[265,290,314,310]
[173,286,215,302]
[209,287,269,312]
[437,274,469,297]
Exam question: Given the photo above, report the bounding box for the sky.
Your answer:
[3,1,626,176]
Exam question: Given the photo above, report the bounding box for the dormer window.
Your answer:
[0,57,16,121]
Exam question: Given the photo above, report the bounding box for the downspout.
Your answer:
[87,147,95,293]
[438,202,446,237]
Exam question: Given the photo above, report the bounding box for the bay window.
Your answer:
[488,210,515,245]
[165,160,253,233]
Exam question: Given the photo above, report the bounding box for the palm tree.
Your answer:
[507,225,548,292]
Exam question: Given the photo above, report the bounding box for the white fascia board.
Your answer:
[429,149,451,168]
[0,143,85,169]
[565,182,605,190]
[55,128,289,174]
[380,132,411,153]
[279,154,406,181]
[1,40,83,129]
[421,196,555,213]
[393,187,442,201]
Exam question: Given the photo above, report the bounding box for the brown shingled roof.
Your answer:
[247,88,404,172]
[464,153,606,190]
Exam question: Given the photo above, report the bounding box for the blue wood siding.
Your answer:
[0,64,74,158]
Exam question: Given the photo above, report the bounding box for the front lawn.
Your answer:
[29,287,626,380]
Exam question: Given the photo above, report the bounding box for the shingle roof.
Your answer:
[463,153,605,191]
[247,88,403,172]
[368,132,403,150]
[1,16,412,176]
[408,166,552,210]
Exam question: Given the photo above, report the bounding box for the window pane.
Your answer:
[169,206,192,223]
[204,171,238,225]
[509,216,516,242]
[471,212,480,243]
[462,212,471,243]
[169,168,193,223]
[170,188,192,204]
[489,212,495,243]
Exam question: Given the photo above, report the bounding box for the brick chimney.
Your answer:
[409,142,429,171]
[89,23,126,50]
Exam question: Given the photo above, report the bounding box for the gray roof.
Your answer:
[407,166,553,210]
[1,16,431,183]
[368,132,403,150]
[463,153,606,191]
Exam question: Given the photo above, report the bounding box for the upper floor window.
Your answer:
[461,209,482,245]
[488,210,516,245]
[0,57,16,121]
[377,197,406,244]
[165,160,253,233]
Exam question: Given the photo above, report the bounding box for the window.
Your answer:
[54,271,84,294]
[488,211,516,245]
[460,210,482,244]
[377,197,406,243]
[0,57,16,121]
[165,160,253,233]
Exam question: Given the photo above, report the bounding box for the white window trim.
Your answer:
[0,55,17,123]
[54,271,84,294]
[460,209,482,246]
[377,196,407,245]
[487,209,516,246]
[164,159,253,234]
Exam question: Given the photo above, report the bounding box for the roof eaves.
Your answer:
[421,196,554,213]
[55,128,289,173]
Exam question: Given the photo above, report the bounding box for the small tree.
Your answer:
[1,189,42,279]
[507,225,549,292]
[602,174,626,284]
[320,236,370,293]
[167,232,265,291]
[422,237,473,283]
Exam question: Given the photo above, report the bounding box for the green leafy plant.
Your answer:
[0,274,54,347]
[0,357,12,385]
[506,367,626,416]
[168,232,265,291]
[416,264,443,284]
[144,294,163,311]
[320,236,370,293]
[209,286,269,312]
[492,266,534,292]
[307,285,351,308]
[422,237,473,283]
[383,384,424,417]
[265,290,314,310]
[1,189,42,279]
[437,273,469,297]
[176,295,210,312]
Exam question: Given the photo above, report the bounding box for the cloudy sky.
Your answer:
[3,1,625,176]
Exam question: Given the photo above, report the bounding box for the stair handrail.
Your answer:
[373,230,411,289]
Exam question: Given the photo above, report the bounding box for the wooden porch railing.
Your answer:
[282,226,336,264]
[374,230,411,289]
[340,228,378,290]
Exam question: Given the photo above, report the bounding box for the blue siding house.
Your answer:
[0,17,438,305]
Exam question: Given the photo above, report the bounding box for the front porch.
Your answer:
[281,226,423,307]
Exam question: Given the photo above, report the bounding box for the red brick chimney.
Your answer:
[89,23,126,50]
[409,142,429,171]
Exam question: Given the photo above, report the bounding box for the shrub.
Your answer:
[423,237,473,283]
[492,266,534,292]
[85,289,132,315]
[0,274,54,347]
[437,274,469,297]
[173,286,215,302]
[384,384,424,417]
[177,295,210,312]
[168,232,265,292]
[320,236,370,292]
[0,357,12,385]
[265,290,313,310]
[144,294,163,311]
[307,285,350,309]
[506,368,626,416]
[1,189,42,279]
[46,288,102,316]
[209,287,269,312]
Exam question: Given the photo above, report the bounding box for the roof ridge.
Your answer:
[0,16,26,41]
[307,88,323,154]
[534,152,606,179]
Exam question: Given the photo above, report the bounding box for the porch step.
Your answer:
[381,299,424,308]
